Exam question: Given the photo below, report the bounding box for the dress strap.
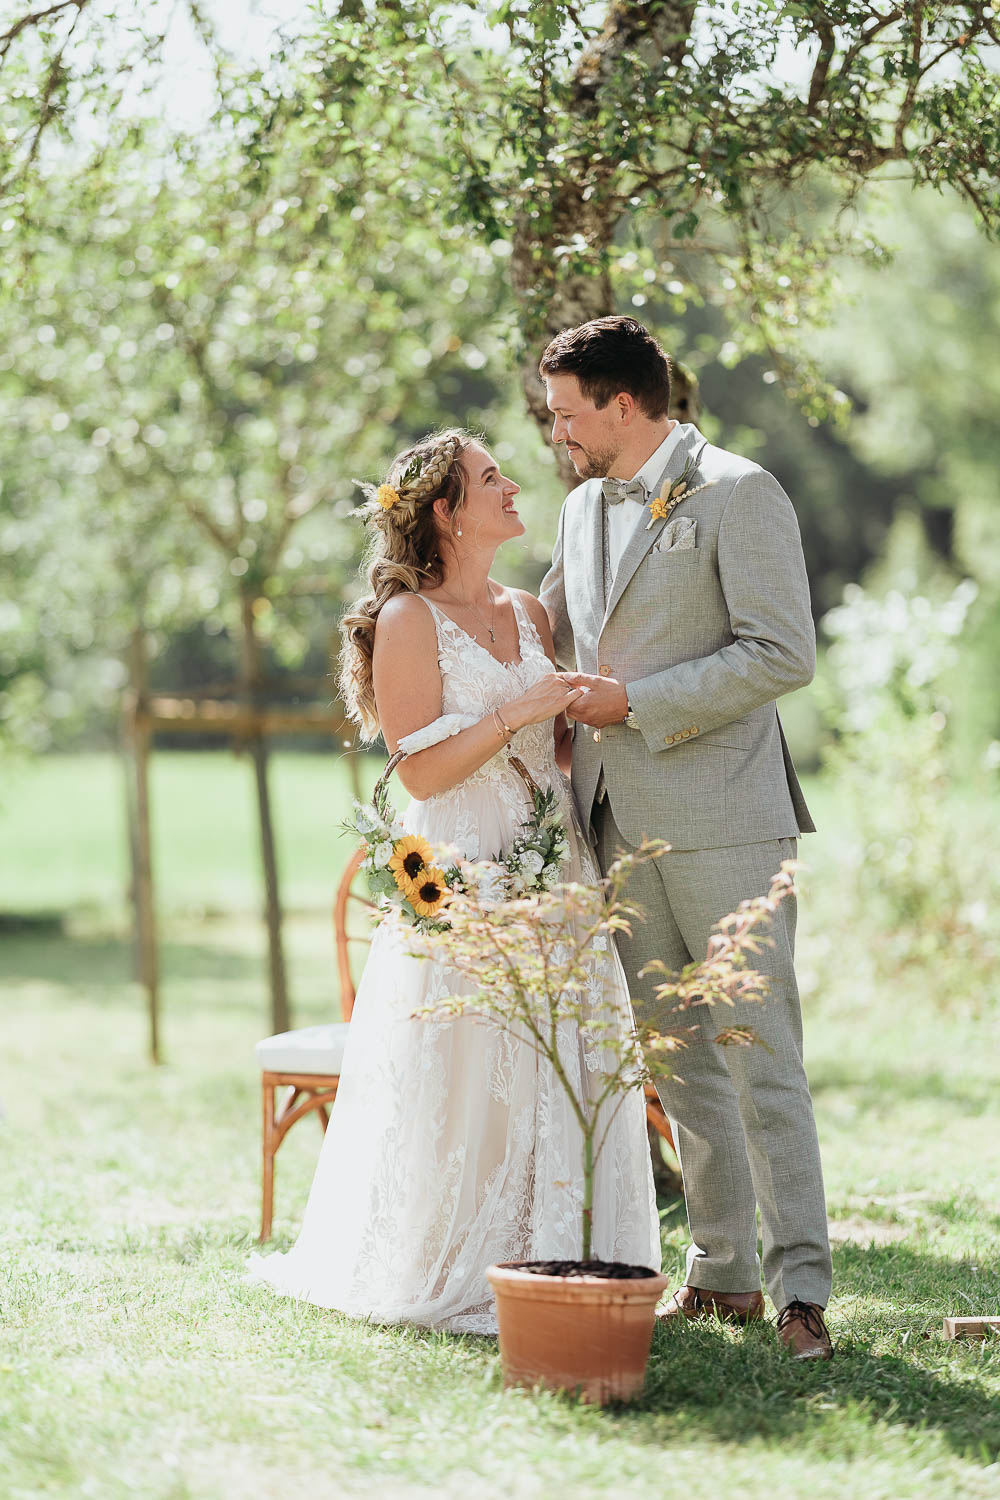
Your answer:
[413,592,455,655]
[509,592,545,656]
[414,593,443,626]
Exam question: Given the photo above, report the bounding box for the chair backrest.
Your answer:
[333,844,373,1021]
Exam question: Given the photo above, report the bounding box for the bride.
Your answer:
[248,428,660,1333]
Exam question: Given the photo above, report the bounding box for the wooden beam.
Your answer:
[141,698,354,737]
[944,1316,1000,1341]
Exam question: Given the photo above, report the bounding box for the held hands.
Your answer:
[505,674,584,730]
[559,672,629,728]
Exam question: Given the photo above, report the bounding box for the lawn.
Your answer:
[1,751,999,1500]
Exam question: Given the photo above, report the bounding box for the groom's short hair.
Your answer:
[539,317,671,420]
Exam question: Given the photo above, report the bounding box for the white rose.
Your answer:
[520,849,545,879]
[370,840,394,869]
[353,803,382,836]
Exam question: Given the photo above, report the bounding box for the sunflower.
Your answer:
[388,834,434,893]
[409,868,452,919]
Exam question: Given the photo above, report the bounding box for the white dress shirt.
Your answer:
[606,423,684,576]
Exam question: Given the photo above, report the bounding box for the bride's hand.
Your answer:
[503,675,584,730]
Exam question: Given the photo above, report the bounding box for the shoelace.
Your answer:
[776,1298,827,1339]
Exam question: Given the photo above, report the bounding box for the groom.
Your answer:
[538,316,833,1359]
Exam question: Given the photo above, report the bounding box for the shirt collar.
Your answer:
[628,423,684,497]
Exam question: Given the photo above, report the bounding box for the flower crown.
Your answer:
[354,433,463,528]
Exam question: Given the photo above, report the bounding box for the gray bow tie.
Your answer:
[602,476,648,506]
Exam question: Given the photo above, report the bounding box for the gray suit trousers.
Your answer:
[595,803,832,1310]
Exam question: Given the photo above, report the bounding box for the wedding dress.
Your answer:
[247,592,660,1334]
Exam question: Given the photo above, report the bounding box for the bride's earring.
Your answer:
[456,525,463,537]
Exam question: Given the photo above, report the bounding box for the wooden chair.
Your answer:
[256,846,370,1241]
[257,845,676,1240]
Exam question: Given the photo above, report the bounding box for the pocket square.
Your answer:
[654,516,697,553]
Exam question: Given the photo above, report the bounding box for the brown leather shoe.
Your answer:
[657,1284,765,1324]
[776,1299,833,1359]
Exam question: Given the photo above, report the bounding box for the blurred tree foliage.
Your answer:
[819,575,998,976]
[287,1,1000,454]
[2,2,999,757]
[0,52,525,750]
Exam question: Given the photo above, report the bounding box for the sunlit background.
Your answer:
[2,4,999,1495]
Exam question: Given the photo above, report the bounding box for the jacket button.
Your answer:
[599,665,610,676]
[593,729,601,743]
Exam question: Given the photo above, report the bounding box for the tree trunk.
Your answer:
[511,0,699,481]
[511,193,617,487]
[122,628,161,1064]
[238,593,290,1035]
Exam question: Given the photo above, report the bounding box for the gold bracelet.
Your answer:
[492,709,513,740]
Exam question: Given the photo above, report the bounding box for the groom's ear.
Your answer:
[615,391,637,425]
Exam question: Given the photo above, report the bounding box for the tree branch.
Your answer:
[0,0,87,61]
[806,17,836,114]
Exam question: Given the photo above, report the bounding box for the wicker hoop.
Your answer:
[373,742,539,814]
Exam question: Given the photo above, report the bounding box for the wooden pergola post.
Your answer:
[120,610,362,1059]
[238,592,289,1037]
[122,628,161,1064]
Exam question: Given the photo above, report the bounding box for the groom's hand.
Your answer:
[560,672,629,728]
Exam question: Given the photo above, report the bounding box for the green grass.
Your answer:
[2,753,999,1499]
[0,750,379,918]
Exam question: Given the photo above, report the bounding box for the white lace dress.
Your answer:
[247,593,660,1334]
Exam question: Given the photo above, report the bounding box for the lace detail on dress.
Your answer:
[246,588,660,1333]
[411,593,569,857]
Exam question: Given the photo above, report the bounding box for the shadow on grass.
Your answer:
[810,1062,996,1114]
[638,1241,1000,1464]
[0,929,263,992]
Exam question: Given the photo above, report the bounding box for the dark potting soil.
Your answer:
[508,1260,659,1280]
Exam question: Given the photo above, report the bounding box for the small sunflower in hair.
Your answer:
[388,833,434,894]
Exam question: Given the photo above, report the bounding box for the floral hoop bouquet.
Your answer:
[347,735,570,933]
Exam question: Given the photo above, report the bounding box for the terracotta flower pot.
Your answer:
[487,1262,669,1404]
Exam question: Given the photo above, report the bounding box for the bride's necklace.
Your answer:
[439,581,497,644]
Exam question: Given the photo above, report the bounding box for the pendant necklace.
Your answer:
[442,582,496,643]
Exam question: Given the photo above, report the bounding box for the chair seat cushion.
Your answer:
[256,1023,350,1076]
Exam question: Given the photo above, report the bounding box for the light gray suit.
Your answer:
[540,423,832,1309]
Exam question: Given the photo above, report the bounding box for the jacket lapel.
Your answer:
[602,426,708,627]
[579,479,605,630]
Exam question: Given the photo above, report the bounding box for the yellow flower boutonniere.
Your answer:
[646,455,714,529]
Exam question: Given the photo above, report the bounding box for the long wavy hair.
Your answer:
[338,428,474,741]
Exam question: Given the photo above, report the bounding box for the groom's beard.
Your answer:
[567,438,621,479]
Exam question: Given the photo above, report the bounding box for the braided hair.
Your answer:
[339,428,473,741]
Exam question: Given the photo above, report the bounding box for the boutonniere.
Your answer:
[646,456,715,529]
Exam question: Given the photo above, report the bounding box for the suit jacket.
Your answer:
[539,424,816,851]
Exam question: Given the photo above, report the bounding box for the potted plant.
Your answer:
[415,846,797,1404]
